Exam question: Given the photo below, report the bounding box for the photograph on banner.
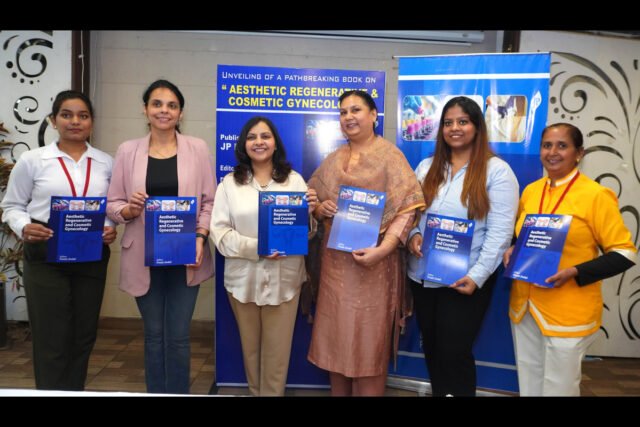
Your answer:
[303,115,345,178]
[401,95,483,142]
[215,64,386,388]
[484,95,527,142]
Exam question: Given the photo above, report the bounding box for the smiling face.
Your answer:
[51,98,93,144]
[442,105,476,153]
[144,87,183,132]
[246,120,276,166]
[339,94,377,141]
[540,126,584,180]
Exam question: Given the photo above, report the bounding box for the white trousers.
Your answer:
[511,311,596,396]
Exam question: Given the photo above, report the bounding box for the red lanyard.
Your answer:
[58,157,92,197]
[538,171,579,214]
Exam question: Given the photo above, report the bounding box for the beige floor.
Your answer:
[1,318,639,396]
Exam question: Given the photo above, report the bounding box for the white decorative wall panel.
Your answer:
[521,31,640,357]
[0,31,71,320]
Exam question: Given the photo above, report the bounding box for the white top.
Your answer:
[211,170,311,306]
[1,141,114,237]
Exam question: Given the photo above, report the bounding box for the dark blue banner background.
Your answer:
[215,65,386,388]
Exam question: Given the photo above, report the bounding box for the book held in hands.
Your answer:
[420,213,475,286]
[504,214,572,287]
[46,196,107,263]
[258,191,309,256]
[144,196,197,266]
[327,185,385,252]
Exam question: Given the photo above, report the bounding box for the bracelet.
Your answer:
[195,232,208,241]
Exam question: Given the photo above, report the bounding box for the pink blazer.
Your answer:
[107,133,216,297]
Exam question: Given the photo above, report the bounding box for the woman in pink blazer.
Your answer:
[107,80,216,394]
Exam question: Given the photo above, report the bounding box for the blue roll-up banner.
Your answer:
[215,65,386,388]
[394,53,550,393]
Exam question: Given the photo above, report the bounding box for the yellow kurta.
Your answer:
[509,169,636,337]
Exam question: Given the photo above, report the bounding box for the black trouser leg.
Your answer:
[410,271,496,396]
[23,241,109,390]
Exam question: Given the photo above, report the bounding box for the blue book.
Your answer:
[257,191,309,256]
[327,185,385,252]
[504,214,572,287]
[420,213,475,286]
[46,196,107,263]
[144,196,197,266]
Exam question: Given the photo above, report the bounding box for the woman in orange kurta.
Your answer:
[307,90,425,396]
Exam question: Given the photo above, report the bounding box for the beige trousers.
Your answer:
[512,311,596,396]
[227,291,300,396]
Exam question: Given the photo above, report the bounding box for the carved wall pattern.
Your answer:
[521,31,640,357]
[0,31,71,320]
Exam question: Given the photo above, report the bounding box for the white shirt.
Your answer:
[211,170,311,306]
[1,141,114,237]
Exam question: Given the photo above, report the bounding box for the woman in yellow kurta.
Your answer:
[504,123,636,396]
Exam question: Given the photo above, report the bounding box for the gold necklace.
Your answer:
[149,142,177,159]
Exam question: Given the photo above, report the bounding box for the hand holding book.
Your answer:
[542,266,578,288]
[314,199,337,220]
[305,189,318,214]
[102,226,117,245]
[407,233,423,258]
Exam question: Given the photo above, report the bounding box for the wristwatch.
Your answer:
[195,232,208,241]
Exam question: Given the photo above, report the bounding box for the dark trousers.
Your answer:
[410,270,497,396]
[23,241,110,390]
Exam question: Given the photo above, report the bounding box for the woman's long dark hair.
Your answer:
[421,96,494,220]
[233,116,292,185]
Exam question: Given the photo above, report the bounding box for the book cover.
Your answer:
[257,191,309,256]
[144,196,197,266]
[504,214,573,287]
[420,213,475,286]
[327,185,385,252]
[46,196,107,263]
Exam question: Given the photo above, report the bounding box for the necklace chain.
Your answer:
[149,142,177,159]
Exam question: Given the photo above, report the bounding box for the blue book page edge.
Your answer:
[420,213,474,285]
[258,191,309,256]
[326,185,385,252]
[504,214,572,287]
